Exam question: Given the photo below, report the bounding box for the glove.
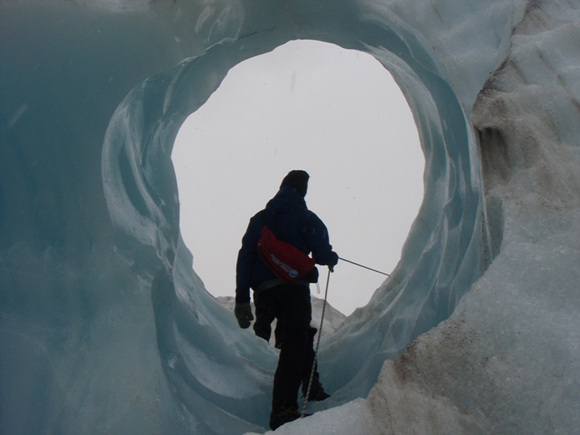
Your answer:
[328,252,339,272]
[306,266,319,283]
[234,302,254,329]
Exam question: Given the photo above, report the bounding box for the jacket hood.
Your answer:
[265,185,307,214]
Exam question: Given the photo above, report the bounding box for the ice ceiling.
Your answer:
[1,0,579,433]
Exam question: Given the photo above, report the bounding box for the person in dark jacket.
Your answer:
[234,170,339,430]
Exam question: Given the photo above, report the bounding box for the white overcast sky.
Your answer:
[172,40,424,316]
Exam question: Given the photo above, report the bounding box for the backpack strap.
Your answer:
[261,210,281,238]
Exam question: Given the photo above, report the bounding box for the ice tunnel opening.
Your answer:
[101,23,490,425]
[172,40,424,316]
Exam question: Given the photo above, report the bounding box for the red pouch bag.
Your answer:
[257,213,316,282]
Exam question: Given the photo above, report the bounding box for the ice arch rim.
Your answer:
[102,15,490,415]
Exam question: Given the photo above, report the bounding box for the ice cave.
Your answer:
[1,0,579,433]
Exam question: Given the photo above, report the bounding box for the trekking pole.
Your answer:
[339,256,390,277]
[301,268,331,417]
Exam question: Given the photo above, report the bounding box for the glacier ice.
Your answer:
[1,0,579,433]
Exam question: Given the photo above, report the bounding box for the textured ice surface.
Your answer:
[1,0,579,433]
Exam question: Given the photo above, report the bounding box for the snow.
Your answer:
[1,0,579,433]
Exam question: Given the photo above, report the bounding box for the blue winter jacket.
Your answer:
[235,186,338,303]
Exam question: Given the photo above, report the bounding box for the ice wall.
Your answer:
[1,0,579,433]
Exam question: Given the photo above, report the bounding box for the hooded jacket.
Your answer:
[235,186,338,303]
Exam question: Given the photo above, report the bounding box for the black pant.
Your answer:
[253,293,282,348]
[257,283,313,413]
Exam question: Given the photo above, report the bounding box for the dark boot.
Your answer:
[302,378,330,401]
[269,406,310,430]
[302,359,330,401]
